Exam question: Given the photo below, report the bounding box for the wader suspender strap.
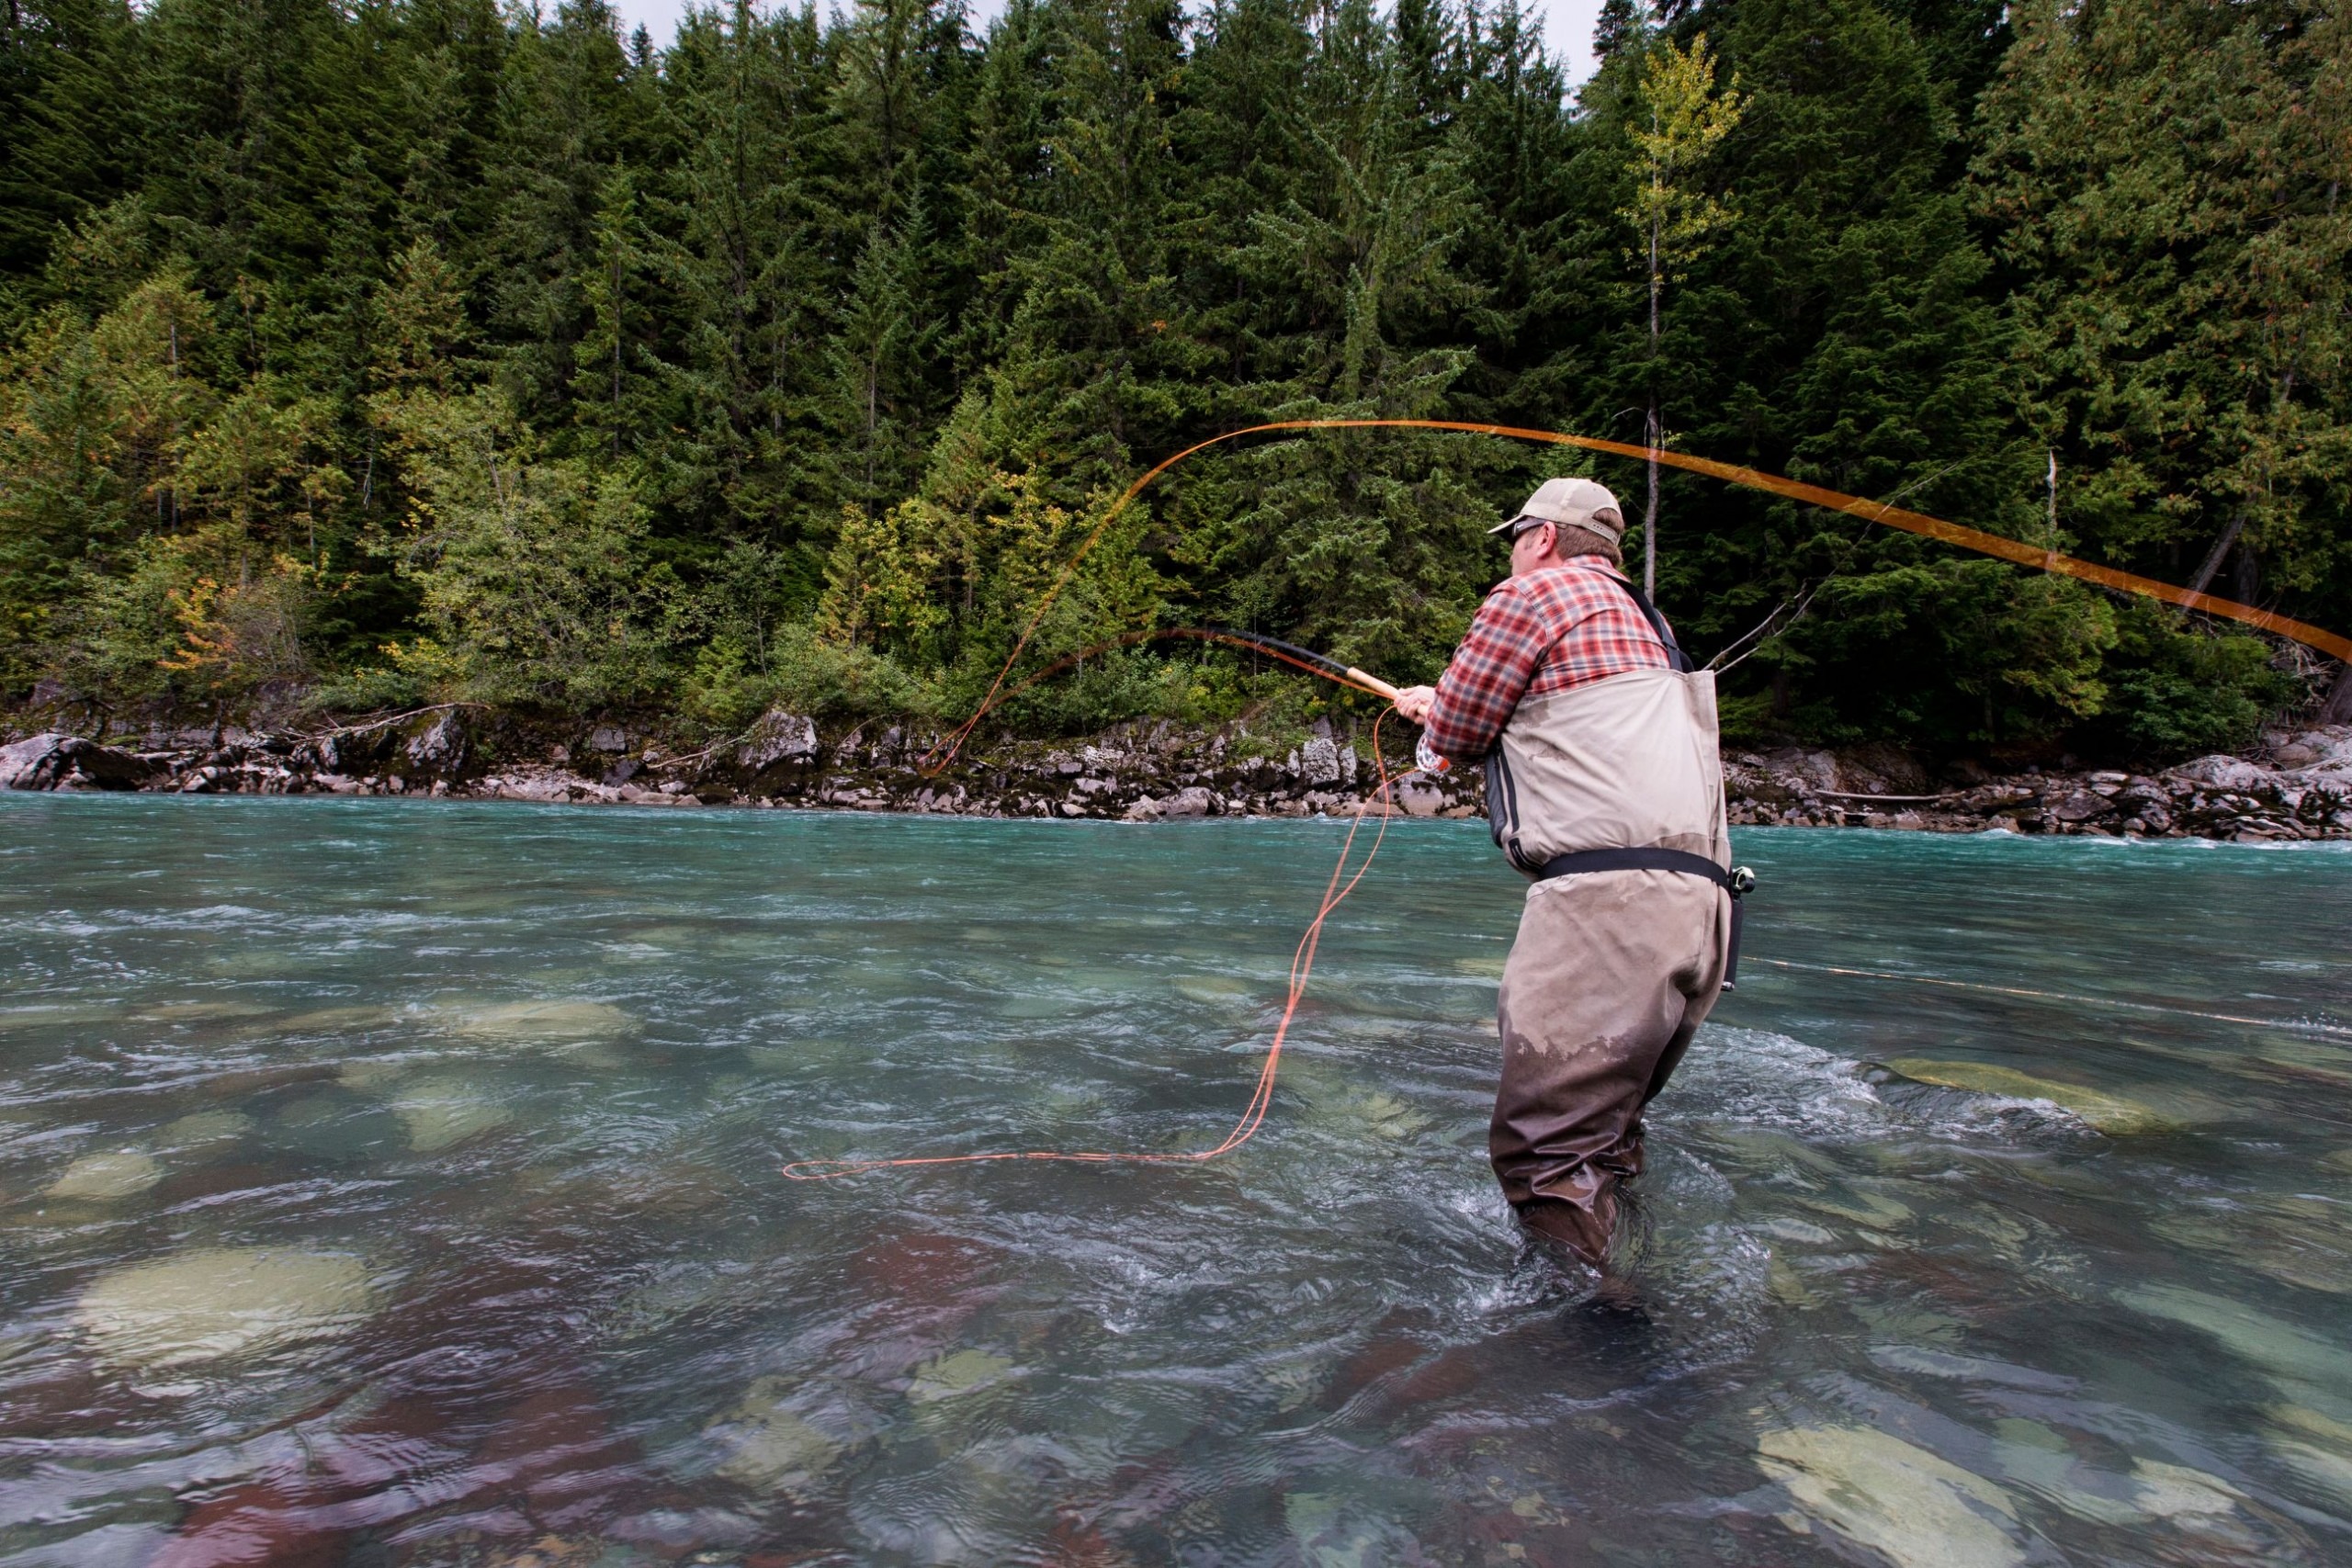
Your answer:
[1534,847,1756,991]
[1613,577,1692,673]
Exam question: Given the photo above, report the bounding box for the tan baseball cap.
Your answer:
[1489,478,1625,546]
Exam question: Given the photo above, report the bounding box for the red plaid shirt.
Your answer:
[1423,559,1674,762]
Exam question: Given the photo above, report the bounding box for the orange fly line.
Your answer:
[780,705,1400,1180]
[784,419,2352,1181]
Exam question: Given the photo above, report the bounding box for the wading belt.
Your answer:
[1534,848,1756,991]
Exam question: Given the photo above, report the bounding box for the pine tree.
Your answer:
[477,0,657,427]
[661,0,829,551]
[0,0,142,286]
[1178,0,1498,672]
[1974,0,2350,646]
[569,164,667,463]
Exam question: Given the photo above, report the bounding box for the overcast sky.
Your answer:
[607,0,1611,86]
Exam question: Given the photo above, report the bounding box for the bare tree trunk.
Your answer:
[1645,205,1661,598]
[611,252,624,462]
[1644,400,1659,596]
[2185,512,2246,601]
[2044,448,2058,548]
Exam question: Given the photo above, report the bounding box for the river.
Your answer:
[2,794,2349,1566]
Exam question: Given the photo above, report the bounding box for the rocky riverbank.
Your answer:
[6,708,2350,842]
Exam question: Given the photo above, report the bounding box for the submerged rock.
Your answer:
[2128,1458,2246,1521]
[1882,1058,2171,1134]
[336,1058,406,1090]
[1307,1087,1434,1143]
[445,999,635,1047]
[1758,1424,2023,1568]
[1170,975,1256,1006]
[158,1110,254,1150]
[390,1075,514,1152]
[1285,1491,1410,1568]
[906,1348,1013,1404]
[2162,1201,2352,1295]
[2119,1284,2349,1416]
[74,1247,372,1372]
[705,1375,842,1493]
[46,1149,163,1201]
[2267,1404,2352,1506]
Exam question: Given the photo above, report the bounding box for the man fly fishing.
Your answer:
[1393,479,1747,1271]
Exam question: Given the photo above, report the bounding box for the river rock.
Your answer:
[1170,975,1254,1005]
[1286,1492,1409,1568]
[1299,737,1341,786]
[46,1149,163,1201]
[1308,1087,1433,1142]
[2048,789,2116,823]
[446,999,635,1046]
[2267,1404,2352,1506]
[2118,1284,2348,1413]
[705,1375,842,1492]
[2127,1458,2245,1520]
[1757,1425,2023,1568]
[906,1348,1012,1404]
[2170,755,2278,792]
[403,711,469,773]
[1164,785,1214,819]
[2274,1438,2352,1509]
[1883,1058,2169,1134]
[0,732,155,791]
[74,1247,373,1373]
[159,1110,255,1150]
[1396,778,1446,817]
[738,709,820,773]
[390,1075,514,1152]
[1760,747,1843,793]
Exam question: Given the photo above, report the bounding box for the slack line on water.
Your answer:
[780,703,1401,1180]
[783,420,2352,1182]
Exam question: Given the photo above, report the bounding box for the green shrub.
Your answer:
[2085,605,2296,761]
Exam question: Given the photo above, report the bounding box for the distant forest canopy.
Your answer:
[1,0,2346,759]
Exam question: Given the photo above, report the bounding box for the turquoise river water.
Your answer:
[3,794,2351,1567]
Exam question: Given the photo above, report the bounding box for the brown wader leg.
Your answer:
[1489,868,1729,1268]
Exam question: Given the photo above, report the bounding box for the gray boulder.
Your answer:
[1165,785,1215,819]
[1395,779,1447,818]
[0,733,156,792]
[1299,737,1341,786]
[738,709,820,773]
[403,711,469,774]
[2048,789,2118,823]
[2169,755,2278,793]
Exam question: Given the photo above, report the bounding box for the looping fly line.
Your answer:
[788,420,2350,1181]
[920,419,2348,777]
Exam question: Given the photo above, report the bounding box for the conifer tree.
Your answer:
[0,0,2339,753]
[1973,0,2350,705]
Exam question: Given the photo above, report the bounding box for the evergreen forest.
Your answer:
[2,0,2346,759]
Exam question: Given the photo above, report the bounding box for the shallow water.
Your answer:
[2,795,2350,1567]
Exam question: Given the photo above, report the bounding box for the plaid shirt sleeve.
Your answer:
[1420,563,1675,763]
[1422,580,1552,763]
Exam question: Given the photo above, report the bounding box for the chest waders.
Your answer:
[1476,574,1755,1268]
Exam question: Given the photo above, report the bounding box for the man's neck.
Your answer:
[1513,555,1623,582]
